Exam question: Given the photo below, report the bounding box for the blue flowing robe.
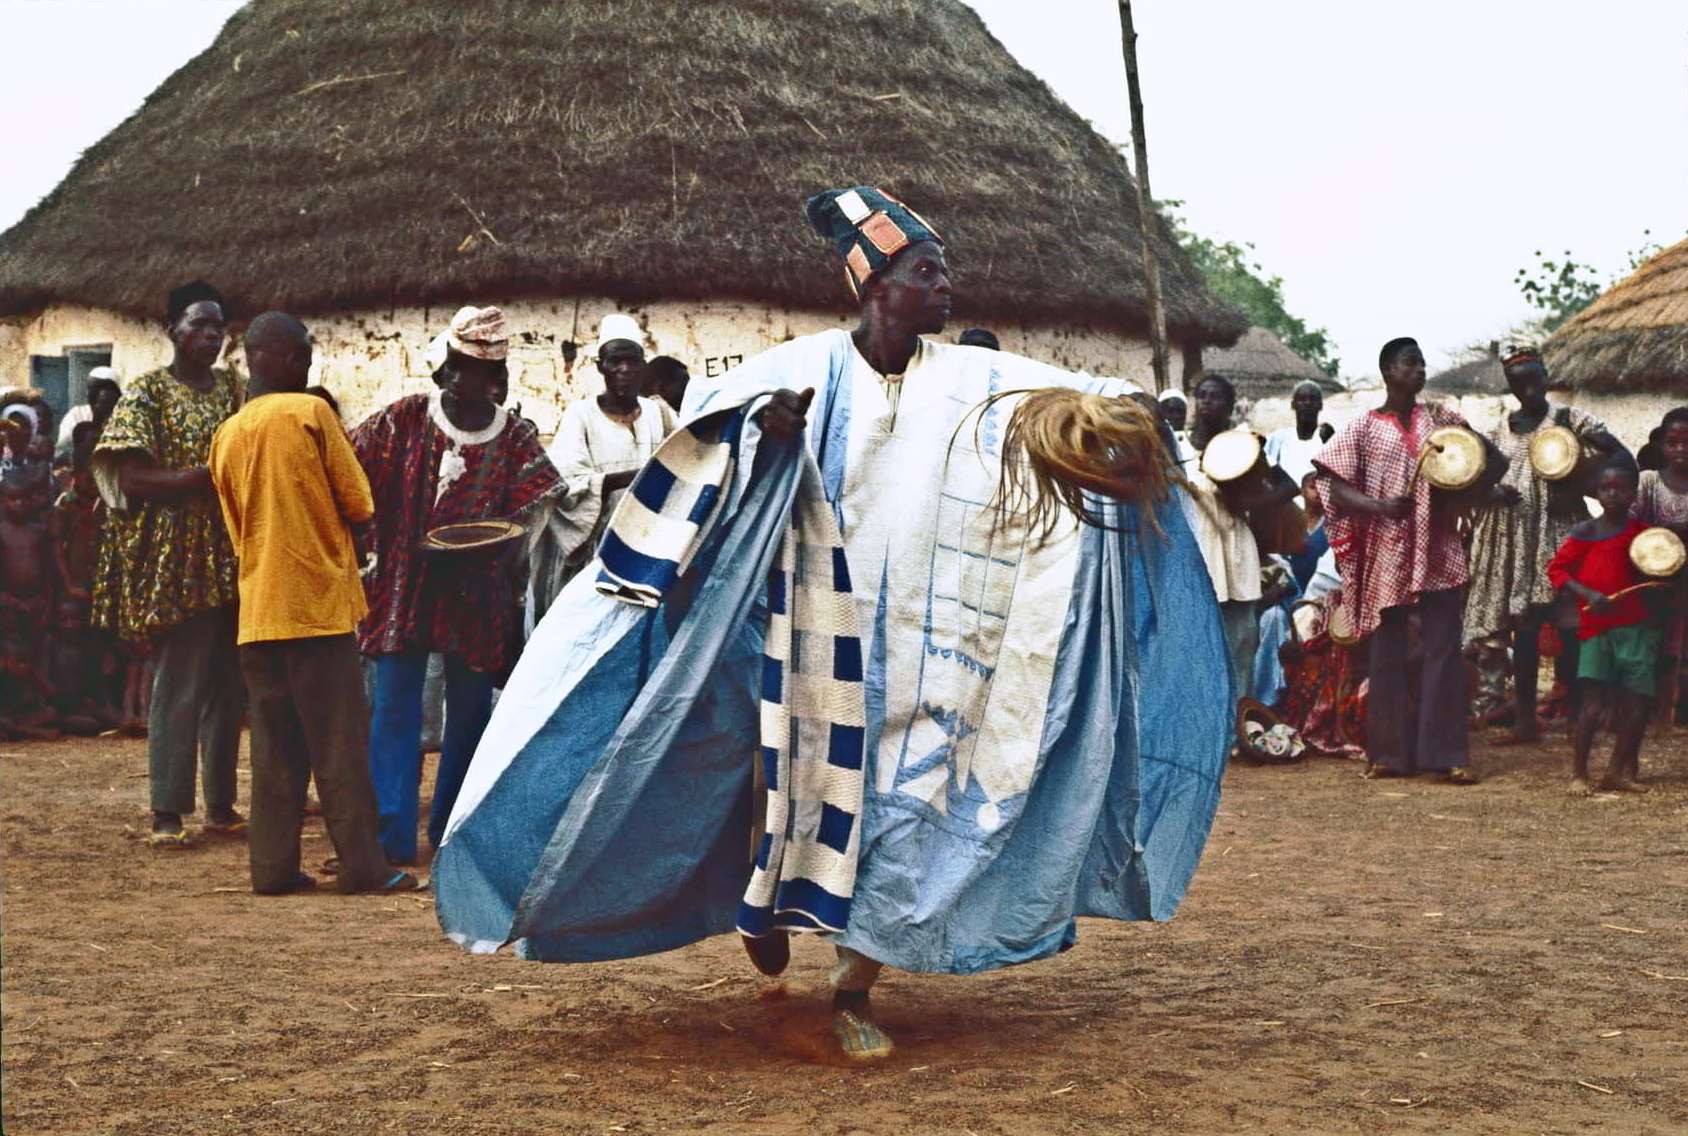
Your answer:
[435,330,1231,973]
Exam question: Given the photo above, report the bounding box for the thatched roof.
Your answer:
[1199,326,1337,398]
[0,0,1245,345]
[1428,351,1507,397]
[1545,237,1688,393]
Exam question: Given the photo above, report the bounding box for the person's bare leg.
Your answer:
[741,930,790,976]
[1508,612,1542,743]
[830,947,892,1061]
[1569,682,1603,796]
[1602,688,1651,792]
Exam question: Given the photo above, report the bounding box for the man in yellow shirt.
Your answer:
[210,311,418,895]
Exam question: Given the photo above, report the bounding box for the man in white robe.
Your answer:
[435,186,1232,1064]
[530,315,677,621]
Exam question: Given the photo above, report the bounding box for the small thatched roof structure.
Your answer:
[1198,326,1336,398]
[1545,237,1688,393]
[0,0,1244,345]
[1428,347,1507,397]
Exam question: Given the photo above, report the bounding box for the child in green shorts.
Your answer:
[1546,459,1662,795]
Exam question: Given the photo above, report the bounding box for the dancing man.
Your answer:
[436,187,1233,1062]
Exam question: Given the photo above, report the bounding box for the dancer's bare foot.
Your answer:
[1567,777,1592,797]
[740,930,790,977]
[1598,776,1650,794]
[832,990,894,1062]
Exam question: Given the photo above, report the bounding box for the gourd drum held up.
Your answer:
[1528,424,1597,482]
[1419,426,1487,491]
[1631,526,1686,578]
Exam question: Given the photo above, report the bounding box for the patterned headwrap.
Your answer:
[804,186,943,297]
[426,305,510,370]
[1501,345,1543,369]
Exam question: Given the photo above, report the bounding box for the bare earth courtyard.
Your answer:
[3,731,1684,1135]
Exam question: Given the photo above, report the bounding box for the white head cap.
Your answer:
[1157,388,1187,404]
[590,313,645,358]
[87,365,118,383]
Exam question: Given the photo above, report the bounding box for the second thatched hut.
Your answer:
[1546,236,1688,448]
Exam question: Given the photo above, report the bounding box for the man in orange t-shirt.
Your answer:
[210,311,418,896]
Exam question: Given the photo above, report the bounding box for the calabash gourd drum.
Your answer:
[1201,428,1307,555]
[1630,526,1686,578]
[1419,426,1486,491]
[1528,424,1598,483]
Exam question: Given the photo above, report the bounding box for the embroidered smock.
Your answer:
[351,391,561,673]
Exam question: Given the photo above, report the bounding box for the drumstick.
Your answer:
[1605,581,1671,603]
[1405,439,1446,497]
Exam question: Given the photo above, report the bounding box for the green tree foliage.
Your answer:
[1160,201,1339,378]
[1514,230,1668,332]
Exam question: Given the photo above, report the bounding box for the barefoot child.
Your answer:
[1547,460,1661,794]
[0,466,59,739]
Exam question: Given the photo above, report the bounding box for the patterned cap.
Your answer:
[425,305,510,370]
[804,186,943,297]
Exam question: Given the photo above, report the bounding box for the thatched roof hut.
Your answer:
[1545,237,1688,394]
[1428,344,1508,397]
[1197,326,1336,399]
[0,0,1244,429]
[1539,237,1688,450]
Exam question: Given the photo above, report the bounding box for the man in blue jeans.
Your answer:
[351,306,562,863]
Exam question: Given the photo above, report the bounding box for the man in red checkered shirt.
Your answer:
[1313,337,1481,784]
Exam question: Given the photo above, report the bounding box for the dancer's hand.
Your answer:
[758,388,814,444]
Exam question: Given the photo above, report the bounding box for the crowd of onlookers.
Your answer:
[1,370,148,740]
[1167,343,1688,796]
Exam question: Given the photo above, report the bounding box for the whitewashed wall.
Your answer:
[1567,392,1681,453]
[4,300,1176,438]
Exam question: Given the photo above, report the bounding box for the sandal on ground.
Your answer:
[1442,767,1480,785]
[741,931,791,977]
[833,1008,895,1062]
[201,812,249,838]
[146,827,197,850]
[1360,763,1408,780]
[372,871,424,893]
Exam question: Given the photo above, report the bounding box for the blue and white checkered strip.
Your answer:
[594,410,740,607]
[738,458,865,935]
[594,403,865,936]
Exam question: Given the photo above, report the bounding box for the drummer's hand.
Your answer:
[1490,484,1523,508]
[757,388,814,445]
[1575,583,1614,614]
[1371,494,1413,520]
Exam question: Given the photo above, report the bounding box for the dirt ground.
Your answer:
[3,728,1685,1136]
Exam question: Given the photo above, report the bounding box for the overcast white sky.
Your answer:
[3,1,1684,380]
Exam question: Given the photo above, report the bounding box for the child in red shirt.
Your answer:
[1546,460,1662,795]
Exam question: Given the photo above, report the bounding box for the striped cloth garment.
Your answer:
[594,405,866,936]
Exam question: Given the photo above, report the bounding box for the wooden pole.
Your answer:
[1117,0,1171,394]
